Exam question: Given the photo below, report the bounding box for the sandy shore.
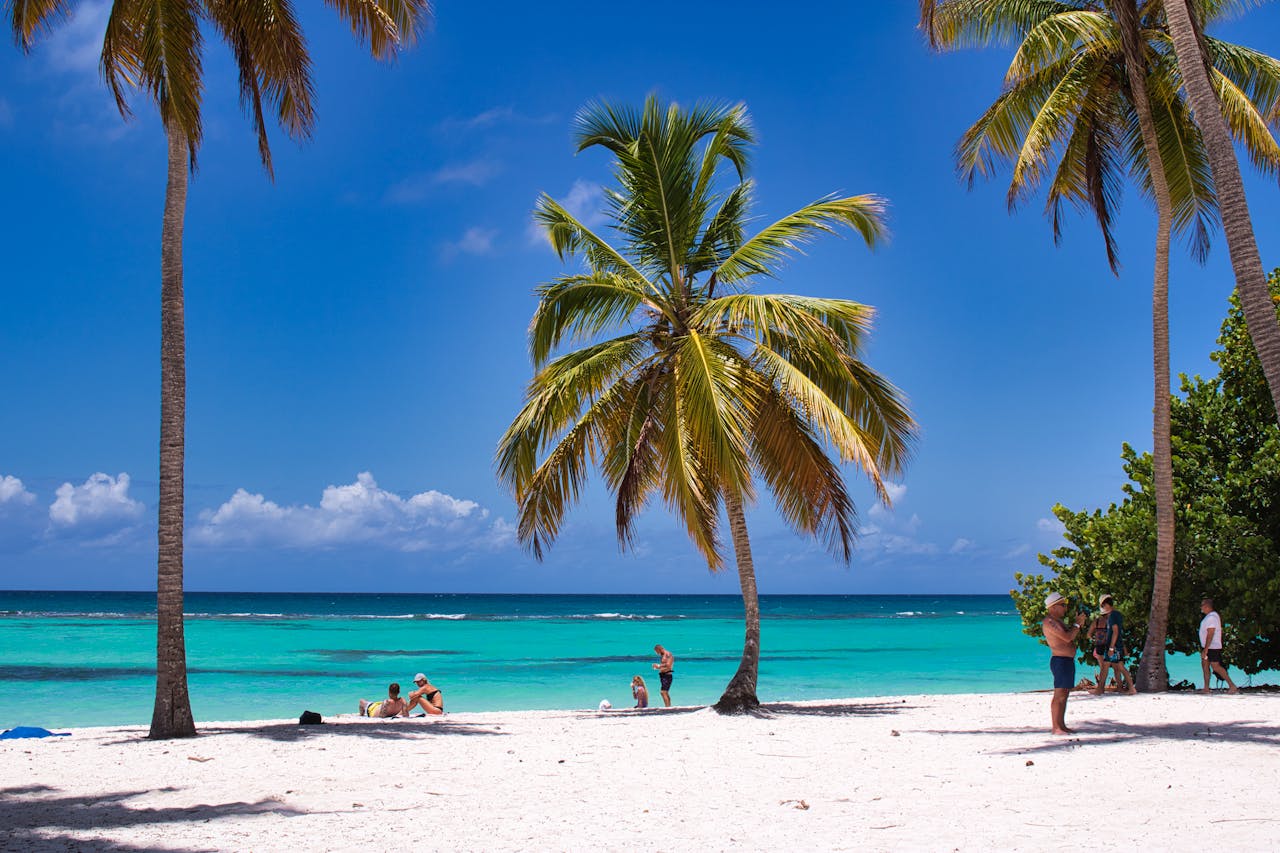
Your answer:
[3,690,1277,851]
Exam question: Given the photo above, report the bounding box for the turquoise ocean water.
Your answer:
[0,591,1235,729]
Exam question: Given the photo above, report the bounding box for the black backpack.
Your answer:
[299,710,323,725]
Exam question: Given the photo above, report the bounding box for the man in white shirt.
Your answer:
[1199,598,1239,694]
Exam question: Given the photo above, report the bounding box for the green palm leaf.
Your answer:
[714,195,888,285]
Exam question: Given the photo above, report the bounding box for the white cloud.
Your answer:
[857,509,935,559]
[0,475,43,552]
[191,471,511,553]
[442,226,498,259]
[385,159,503,204]
[49,472,145,528]
[528,180,609,247]
[949,537,974,554]
[433,159,502,186]
[436,107,557,135]
[1036,516,1066,536]
[439,106,515,132]
[883,482,907,503]
[0,475,36,506]
[41,1,110,75]
[1005,543,1032,558]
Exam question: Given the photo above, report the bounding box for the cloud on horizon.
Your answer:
[191,471,513,553]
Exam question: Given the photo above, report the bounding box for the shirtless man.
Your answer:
[358,682,409,718]
[405,672,444,716]
[1042,592,1086,735]
[652,644,674,707]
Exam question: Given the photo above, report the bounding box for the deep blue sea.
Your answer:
[0,591,1225,729]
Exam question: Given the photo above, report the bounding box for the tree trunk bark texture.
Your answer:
[150,126,196,740]
[1110,0,1174,692]
[1163,0,1280,425]
[713,492,762,714]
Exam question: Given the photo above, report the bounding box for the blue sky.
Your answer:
[2,3,1278,595]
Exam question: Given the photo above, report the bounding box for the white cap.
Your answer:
[1044,592,1066,608]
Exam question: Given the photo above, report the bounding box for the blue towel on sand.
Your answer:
[0,726,71,739]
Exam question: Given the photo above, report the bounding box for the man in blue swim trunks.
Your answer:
[1043,592,1086,735]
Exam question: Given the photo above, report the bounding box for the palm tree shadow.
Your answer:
[760,700,916,718]
[575,705,709,719]
[99,719,506,746]
[0,783,301,852]
[918,718,1280,755]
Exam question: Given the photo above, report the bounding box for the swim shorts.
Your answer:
[1205,648,1223,664]
[1050,655,1075,689]
[659,671,673,692]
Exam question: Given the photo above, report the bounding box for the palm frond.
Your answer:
[694,293,875,357]
[655,356,723,569]
[714,195,888,285]
[532,194,660,295]
[497,334,652,493]
[9,0,69,51]
[924,0,1085,51]
[104,0,205,163]
[749,384,859,561]
[529,273,658,366]
[1213,65,1280,179]
[1007,51,1112,205]
[1008,10,1116,79]
[206,0,317,178]
[320,0,430,60]
[1042,97,1128,271]
[671,331,754,497]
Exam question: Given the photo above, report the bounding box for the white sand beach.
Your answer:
[3,690,1277,852]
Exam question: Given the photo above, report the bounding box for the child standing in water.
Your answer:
[631,675,648,708]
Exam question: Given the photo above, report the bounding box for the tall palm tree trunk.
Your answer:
[150,126,196,740]
[1139,222,1175,691]
[1163,0,1280,425]
[713,492,762,714]
[1110,0,1175,692]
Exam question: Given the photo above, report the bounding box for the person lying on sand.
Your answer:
[405,673,444,716]
[359,682,409,717]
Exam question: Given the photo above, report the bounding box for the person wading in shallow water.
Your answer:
[651,645,674,707]
[1043,592,1086,735]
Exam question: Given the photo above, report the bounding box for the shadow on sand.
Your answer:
[97,717,507,747]
[918,717,1280,755]
[0,782,297,853]
[575,699,915,720]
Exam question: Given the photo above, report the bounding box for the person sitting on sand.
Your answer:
[358,682,409,718]
[631,675,648,709]
[405,672,444,715]
[1043,591,1086,735]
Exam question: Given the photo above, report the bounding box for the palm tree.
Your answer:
[496,98,917,713]
[920,0,1280,689]
[1162,0,1280,425]
[10,0,430,738]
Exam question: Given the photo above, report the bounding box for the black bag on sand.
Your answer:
[299,710,323,725]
